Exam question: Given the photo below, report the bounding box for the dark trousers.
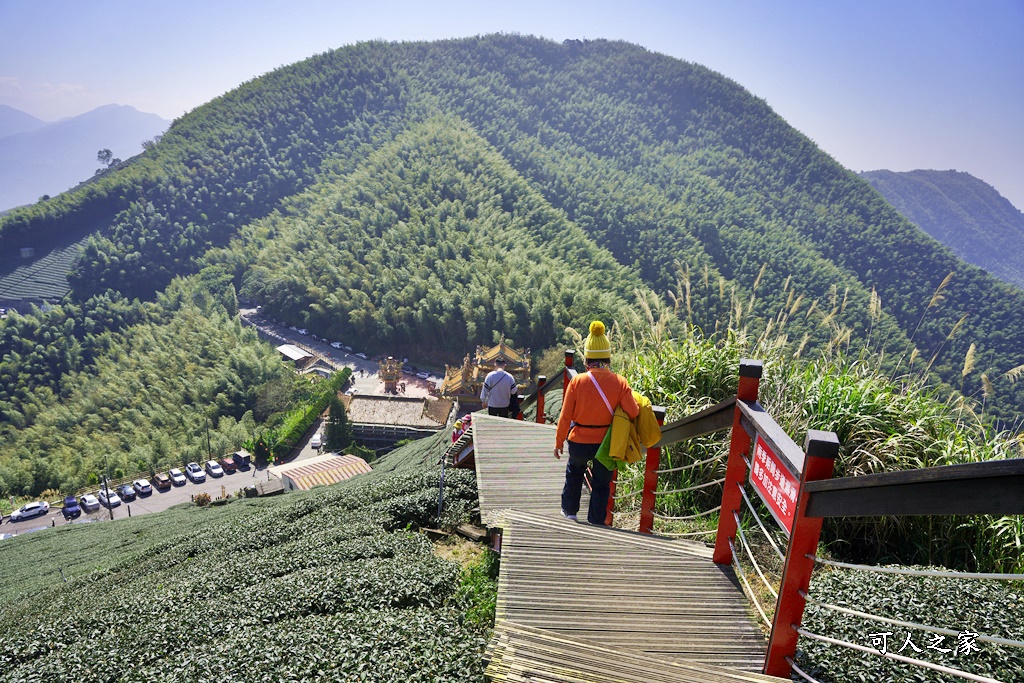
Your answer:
[488,405,510,418]
[561,440,613,525]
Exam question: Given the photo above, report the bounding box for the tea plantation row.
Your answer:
[0,433,489,682]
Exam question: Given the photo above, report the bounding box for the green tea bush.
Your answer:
[0,433,487,682]
[798,567,1024,683]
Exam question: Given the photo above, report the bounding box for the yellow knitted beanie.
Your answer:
[584,320,611,359]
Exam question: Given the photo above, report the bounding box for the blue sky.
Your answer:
[2,0,1022,208]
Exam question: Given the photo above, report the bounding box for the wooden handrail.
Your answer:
[737,399,805,476]
[804,458,1024,518]
[519,369,569,410]
[655,397,736,448]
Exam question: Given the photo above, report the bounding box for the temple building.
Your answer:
[440,341,531,409]
[378,356,405,393]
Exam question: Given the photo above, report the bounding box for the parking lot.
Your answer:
[1,464,279,536]
[239,308,443,397]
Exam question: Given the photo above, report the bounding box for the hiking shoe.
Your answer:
[560,510,578,522]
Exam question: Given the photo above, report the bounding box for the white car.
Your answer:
[310,433,322,450]
[416,371,430,379]
[133,479,153,495]
[356,352,368,360]
[169,468,187,486]
[297,328,308,335]
[97,489,122,508]
[205,460,224,477]
[330,341,343,349]
[185,462,207,483]
[10,501,50,521]
[79,494,100,512]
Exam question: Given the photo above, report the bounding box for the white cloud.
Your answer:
[0,77,95,120]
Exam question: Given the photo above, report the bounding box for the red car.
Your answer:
[152,473,172,491]
[219,456,237,474]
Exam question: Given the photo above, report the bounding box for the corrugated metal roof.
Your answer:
[269,453,371,490]
[276,344,313,361]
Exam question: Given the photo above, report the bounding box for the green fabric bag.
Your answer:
[593,426,618,472]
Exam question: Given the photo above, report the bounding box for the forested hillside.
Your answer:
[2,35,1023,421]
[860,169,1024,289]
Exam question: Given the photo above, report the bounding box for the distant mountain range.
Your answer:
[0,104,170,212]
[860,170,1024,289]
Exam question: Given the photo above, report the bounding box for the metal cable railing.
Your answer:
[799,590,1024,650]
[796,628,1004,683]
[786,657,823,683]
[809,555,1024,581]
[737,482,786,561]
[659,528,716,538]
[651,505,720,521]
[732,510,778,599]
[655,451,725,475]
[655,477,725,495]
[728,537,772,629]
[610,488,644,502]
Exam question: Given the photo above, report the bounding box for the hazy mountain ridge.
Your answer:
[0,104,46,138]
[860,169,1024,289]
[0,104,170,211]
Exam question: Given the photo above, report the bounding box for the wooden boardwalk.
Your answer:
[472,414,589,526]
[468,415,774,682]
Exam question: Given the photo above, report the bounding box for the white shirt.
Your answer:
[480,368,516,408]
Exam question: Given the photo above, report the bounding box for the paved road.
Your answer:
[1,465,278,536]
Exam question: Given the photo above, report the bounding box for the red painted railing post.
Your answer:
[536,374,547,424]
[515,394,524,421]
[638,406,666,534]
[712,359,763,565]
[764,430,840,678]
[605,469,617,526]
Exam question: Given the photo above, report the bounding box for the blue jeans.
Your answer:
[561,440,613,525]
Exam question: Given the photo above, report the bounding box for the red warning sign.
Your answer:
[750,434,800,533]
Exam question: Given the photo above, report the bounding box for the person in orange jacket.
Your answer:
[554,321,639,525]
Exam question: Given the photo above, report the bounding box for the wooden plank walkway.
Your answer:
[488,511,770,675]
[472,414,587,526]
[468,414,774,682]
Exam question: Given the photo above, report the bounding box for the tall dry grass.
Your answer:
[609,266,1024,573]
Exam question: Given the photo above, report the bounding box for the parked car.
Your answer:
[355,352,368,360]
[152,473,172,491]
[232,451,252,471]
[11,501,50,522]
[310,433,322,450]
[97,489,122,508]
[330,341,343,349]
[205,460,224,477]
[416,371,430,379]
[297,328,308,335]
[169,468,187,486]
[62,496,82,520]
[134,479,153,495]
[219,456,237,474]
[402,365,415,373]
[342,345,352,352]
[117,483,137,502]
[186,462,206,483]
[79,494,100,512]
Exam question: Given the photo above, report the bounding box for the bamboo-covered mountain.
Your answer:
[860,169,1024,290]
[2,34,1023,419]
